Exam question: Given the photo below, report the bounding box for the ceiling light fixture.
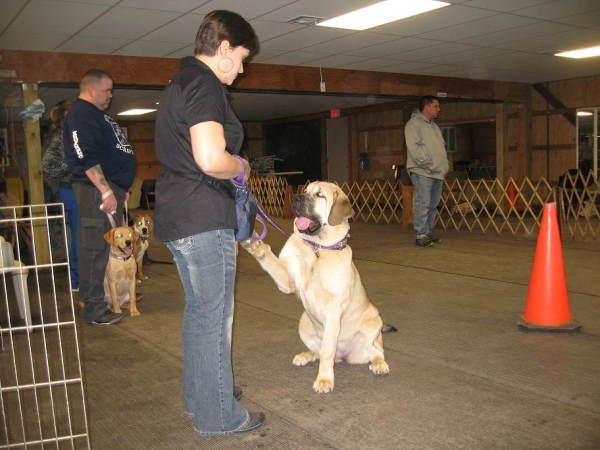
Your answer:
[118,109,157,116]
[577,111,593,116]
[555,45,600,59]
[316,0,450,31]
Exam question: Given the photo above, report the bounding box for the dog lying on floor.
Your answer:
[131,213,154,283]
[242,181,391,393]
[104,226,141,317]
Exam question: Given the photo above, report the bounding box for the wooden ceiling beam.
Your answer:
[1,50,528,103]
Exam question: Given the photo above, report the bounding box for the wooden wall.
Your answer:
[529,75,600,181]
[2,50,600,191]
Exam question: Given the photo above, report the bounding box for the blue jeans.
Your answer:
[58,187,79,289]
[410,172,443,239]
[166,229,248,435]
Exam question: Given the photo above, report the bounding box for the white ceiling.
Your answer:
[3,0,600,120]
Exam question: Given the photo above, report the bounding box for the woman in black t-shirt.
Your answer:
[154,10,264,435]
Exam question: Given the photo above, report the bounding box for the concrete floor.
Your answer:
[38,216,600,448]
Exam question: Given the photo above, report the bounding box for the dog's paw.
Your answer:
[293,351,319,366]
[130,309,141,317]
[313,377,334,393]
[136,279,142,285]
[241,238,269,259]
[369,359,390,375]
[139,274,148,281]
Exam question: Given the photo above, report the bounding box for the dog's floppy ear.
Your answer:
[104,228,115,244]
[328,190,355,226]
[131,228,140,242]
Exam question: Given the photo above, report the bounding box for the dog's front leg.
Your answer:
[242,238,296,294]
[108,283,122,314]
[128,266,140,317]
[313,307,342,393]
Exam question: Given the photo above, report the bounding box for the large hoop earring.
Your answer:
[218,56,234,74]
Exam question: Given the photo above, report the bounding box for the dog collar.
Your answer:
[301,234,349,258]
[110,251,132,261]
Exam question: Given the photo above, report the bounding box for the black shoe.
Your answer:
[428,235,441,244]
[233,385,243,401]
[89,310,124,325]
[415,236,434,247]
[232,412,265,434]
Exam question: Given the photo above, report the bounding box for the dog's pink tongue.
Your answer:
[123,248,133,256]
[296,217,311,231]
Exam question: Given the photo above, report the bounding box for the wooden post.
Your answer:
[495,102,509,212]
[22,83,50,264]
[401,185,414,229]
[517,103,530,182]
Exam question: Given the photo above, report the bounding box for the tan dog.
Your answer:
[104,226,140,317]
[242,181,390,393]
[131,214,154,283]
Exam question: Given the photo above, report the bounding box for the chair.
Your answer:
[141,179,157,210]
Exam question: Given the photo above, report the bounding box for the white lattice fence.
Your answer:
[293,175,599,240]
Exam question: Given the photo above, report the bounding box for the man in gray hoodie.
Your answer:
[405,96,449,247]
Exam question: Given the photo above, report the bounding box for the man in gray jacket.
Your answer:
[405,96,449,247]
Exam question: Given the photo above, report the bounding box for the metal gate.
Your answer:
[0,203,89,449]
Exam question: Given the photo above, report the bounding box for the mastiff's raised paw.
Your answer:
[240,236,269,259]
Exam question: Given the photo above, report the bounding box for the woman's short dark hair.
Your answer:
[419,95,439,112]
[194,10,258,57]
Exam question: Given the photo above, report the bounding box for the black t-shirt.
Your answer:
[153,56,244,242]
[63,98,135,191]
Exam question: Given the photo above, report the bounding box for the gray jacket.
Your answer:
[405,110,448,180]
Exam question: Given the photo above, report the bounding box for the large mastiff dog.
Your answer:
[242,181,390,393]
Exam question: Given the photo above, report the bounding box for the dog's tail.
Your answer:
[381,324,397,333]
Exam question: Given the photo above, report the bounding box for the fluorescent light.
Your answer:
[555,45,600,59]
[577,111,593,116]
[316,0,450,31]
[118,109,157,116]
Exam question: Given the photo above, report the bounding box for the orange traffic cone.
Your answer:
[517,202,581,331]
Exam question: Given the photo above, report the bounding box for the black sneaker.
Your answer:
[428,235,441,244]
[415,236,434,247]
[90,310,124,325]
[233,385,243,401]
[232,412,266,434]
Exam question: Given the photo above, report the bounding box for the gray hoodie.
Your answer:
[405,110,449,180]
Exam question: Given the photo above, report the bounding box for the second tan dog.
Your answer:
[104,226,140,317]
[131,214,154,283]
[242,181,390,393]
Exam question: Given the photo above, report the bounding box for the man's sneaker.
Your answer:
[89,310,124,325]
[428,235,441,244]
[415,236,434,247]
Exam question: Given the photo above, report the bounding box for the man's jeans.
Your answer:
[59,187,79,289]
[166,229,249,435]
[73,182,125,322]
[410,172,443,239]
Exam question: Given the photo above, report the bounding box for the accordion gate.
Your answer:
[253,172,599,240]
[0,203,90,449]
